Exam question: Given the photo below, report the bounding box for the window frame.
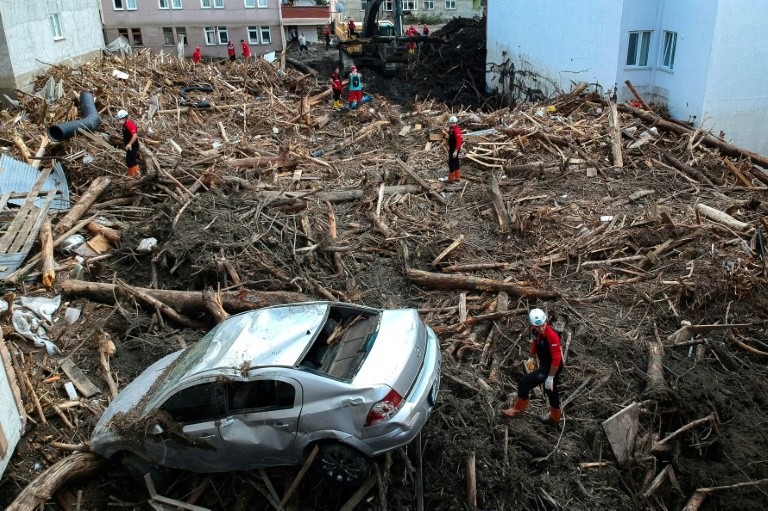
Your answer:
[445,0,456,9]
[204,26,217,45]
[383,0,393,11]
[424,0,434,10]
[172,0,183,8]
[159,382,225,425]
[257,0,268,7]
[626,30,651,67]
[226,380,296,414]
[126,0,137,10]
[260,25,271,44]
[113,0,124,9]
[117,28,129,41]
[247,25,259,44]
[244,0,255,6]
[217,26,229,45]
[131,27,143,46]
[159,0,169,8]
[403,0,418,10]
[661,30,677,70]
[163,26,175,45]
[177,27,188,45]
[50,14,64,40]
[201,0,211,7]
[214,0,224,7]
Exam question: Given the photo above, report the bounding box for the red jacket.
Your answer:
[330,73,342,91]
[448,124,462,153]
[530,325,563,370]
[227,42,235,57]
[241,42,251,58]
[192,48,201,63]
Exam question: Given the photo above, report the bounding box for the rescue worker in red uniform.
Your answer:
[330,67,343,109]
[227,40,236,61]
[241,39,251,59]
[445,115,462,182]
[192,47,201,64]
[116,109,140,178]
[502,308,564,425]
[348,18,357,37]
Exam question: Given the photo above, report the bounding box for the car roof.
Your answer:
[187,302,330,375]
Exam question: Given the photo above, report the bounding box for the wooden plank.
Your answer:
[601,402,640,464]
[0,192,13,211]
[59,358,101,397]
[10,189,56,254]
[0,167,52,252]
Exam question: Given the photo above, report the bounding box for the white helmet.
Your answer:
[529,308,547,327]
[449,115,458,123]
[115,109,128,120]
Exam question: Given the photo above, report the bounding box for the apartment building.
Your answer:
[100,0,282,60]
[0,0,103,93]
[339,0,481,23]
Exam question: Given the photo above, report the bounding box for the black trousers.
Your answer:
[448,154,460,171]
[125,145,139,167]
[517,366,563,408]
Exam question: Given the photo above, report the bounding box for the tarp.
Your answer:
[104,36,133,58]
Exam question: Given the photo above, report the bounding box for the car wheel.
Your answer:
[112,451,166,489]
[315,442,372,486]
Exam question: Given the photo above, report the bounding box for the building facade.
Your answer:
[100,0,282,60]
[338,0,481,24]
[282,1,331,44]
[486,0,768,158]
[0,0,103,93]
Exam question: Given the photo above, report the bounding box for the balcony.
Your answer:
[281,5,330,23]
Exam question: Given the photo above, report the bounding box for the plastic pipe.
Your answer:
[47,91,100,142]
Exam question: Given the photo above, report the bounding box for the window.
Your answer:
[260,26,271,44]
[163,27,175,45]
[127,0,137,9]
[257,0,268,7]
[404,0,418,9]
[383,0,393,11]
[172,0,183,8]
[245,0,255,6]
[50,14,64,39]
[662,31,677,70]
[131,28,143,46]
[160,383,225,424]
[215,0,224,6]
[117,28,129,41]
[177,27,188,45]
[424,0,434,9]
[159,0,169,8]
[113,0,123,8]
[226,380,295,413]
[247,26,259,44]
[217,26,229,44]
[626,30,651,67]
[204,26,216,45]
[201,0,211,7]
[445,0,456,9]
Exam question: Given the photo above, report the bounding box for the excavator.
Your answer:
[335,0,439,76]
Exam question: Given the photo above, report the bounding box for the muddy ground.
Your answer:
[2,16,768,511]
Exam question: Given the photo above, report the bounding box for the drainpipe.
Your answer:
[47,91,100,142]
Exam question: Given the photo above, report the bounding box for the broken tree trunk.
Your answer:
[54,176,111,235]
[39,218,54,288]
[645,325,669,397]
[5,452,107,511]
[407,269,561,299]
[695,203,751,232]
[624,80,651,111]
[487,174,511,233]
[395,158,446,205]
[663,153,715,186]
[608,100,624,168]
[60,280,309,316]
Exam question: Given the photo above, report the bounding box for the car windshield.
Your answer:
[143,323,222,413]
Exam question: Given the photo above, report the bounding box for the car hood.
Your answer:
[91,350,183,435]
[353,309,425,395]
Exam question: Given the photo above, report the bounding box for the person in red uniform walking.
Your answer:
[502,308,564,426]
[192,46,201,64]
[444,115,462,182]
[422,24,429,37]
[241,39,251,59]
[407,25,417,54]
[330,67,343,109]
[348,18,357,37]
[116,109,140,178]
[227,40,236,61]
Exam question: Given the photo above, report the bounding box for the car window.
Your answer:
[160,382,225,423]
[226,380,296,414]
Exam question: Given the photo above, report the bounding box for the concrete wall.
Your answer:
[0,0,103,93]
[486,0,623,102]
[101,0,282,58]
[702,0,768,157]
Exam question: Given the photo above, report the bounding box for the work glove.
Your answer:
[544,376,554,391]
[452,151,458,158]
[525,357,536,372]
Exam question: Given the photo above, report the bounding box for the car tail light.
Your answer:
[364,389,403,427]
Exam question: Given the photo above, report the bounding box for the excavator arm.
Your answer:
[362,0,403,38]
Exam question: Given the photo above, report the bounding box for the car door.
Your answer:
[145,381,232,472]
[218,376,303,470]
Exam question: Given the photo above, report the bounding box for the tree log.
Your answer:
[5,452,107,511]
[624,80,651,110]
[407,269,561,299]
[86,221,120,244]
[39,218,55,288]
[663,153,715,186]
[396,158,446,205]
[54,176,111,234]
[695,203,751,232]
[608,100,624,167]
[487,174,510,233]
[60,280,310,316]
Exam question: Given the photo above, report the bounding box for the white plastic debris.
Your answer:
[112,69,130,80]
[64,382,78,400]
[20,295,61,322]
[136,237,158,253]
[64,307,82,324]
[600,215,614,222]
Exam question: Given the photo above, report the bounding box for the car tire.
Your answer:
[112,451,166,489]
[314,442,372,486]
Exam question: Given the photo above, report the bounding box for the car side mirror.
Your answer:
[149,423,165,436]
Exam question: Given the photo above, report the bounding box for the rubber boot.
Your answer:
[454,169,461,181]
[127,165,140,178]
[538,407,562,426]
[501,398,529,418]
[446,171,455,182]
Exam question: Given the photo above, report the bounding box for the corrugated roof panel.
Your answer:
[0,155,70,211]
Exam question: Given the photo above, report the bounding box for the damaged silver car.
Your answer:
[90,302,441,485]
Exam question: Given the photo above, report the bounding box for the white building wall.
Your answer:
[701,0,768,157]
[487,0,623,101]
[0,0,103,92]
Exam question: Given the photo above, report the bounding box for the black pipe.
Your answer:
[47,91,100,142]
[180,86,214,108]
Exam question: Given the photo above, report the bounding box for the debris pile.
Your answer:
[0,40,768,511]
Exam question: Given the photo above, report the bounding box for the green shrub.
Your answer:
[404,13,443,25]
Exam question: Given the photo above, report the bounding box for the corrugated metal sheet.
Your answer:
[0,155,70,211]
